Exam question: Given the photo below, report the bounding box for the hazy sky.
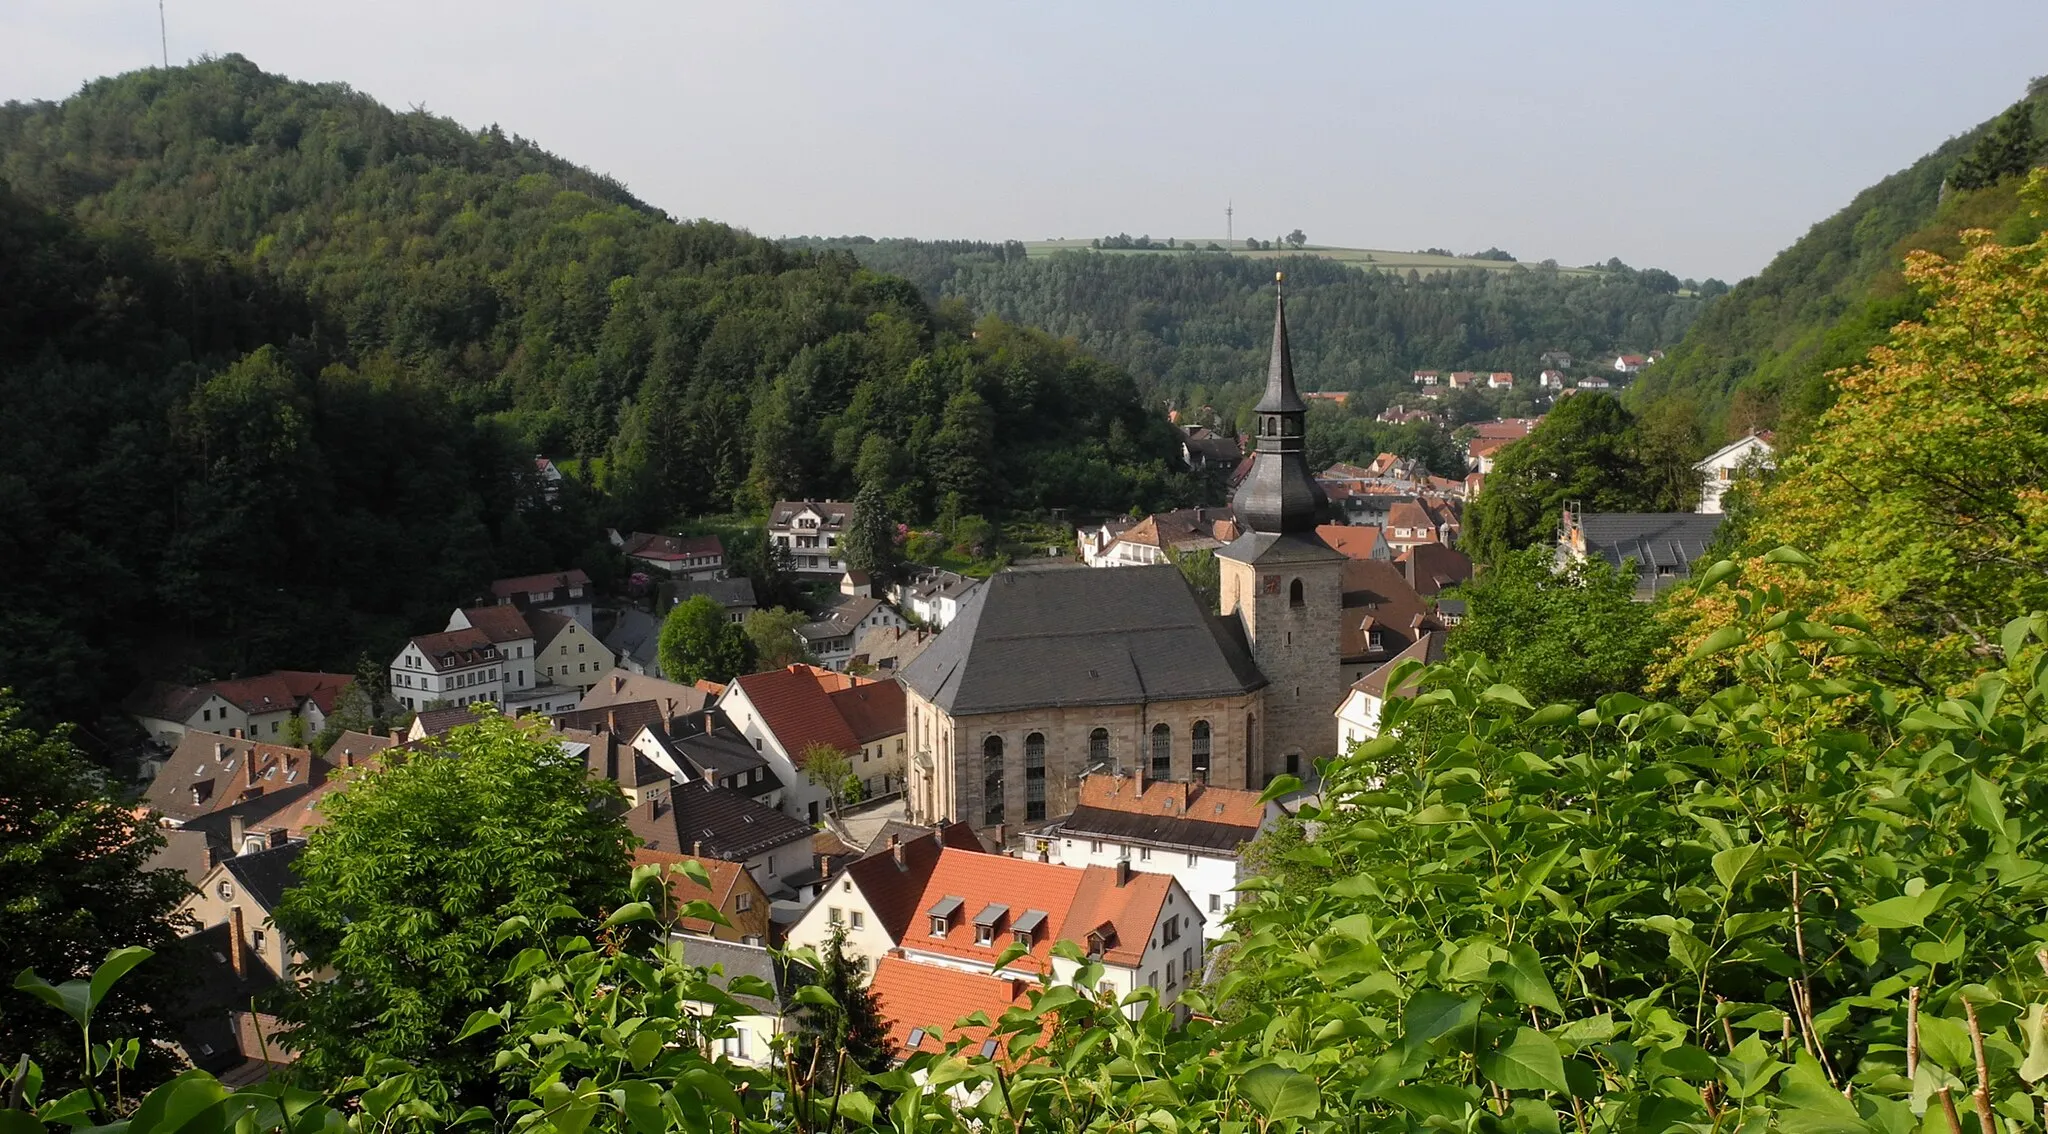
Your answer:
[5,2,2045,281]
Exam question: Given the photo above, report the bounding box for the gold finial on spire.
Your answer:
[1275,271,1285,284]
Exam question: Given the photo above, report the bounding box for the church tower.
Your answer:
[1217,275,1346,786]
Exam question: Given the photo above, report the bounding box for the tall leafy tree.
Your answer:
[1446,546,1667,704]
[842,482,896,576]
[658,595,753,685]
[269,713,631,1094]
[792,925,894,1094]
[0,697,192,1084]
[1950,99,2042,190]
[742,607,811,670]
[1463,393,1670,563]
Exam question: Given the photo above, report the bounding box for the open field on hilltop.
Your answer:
[1020,239,1607,277]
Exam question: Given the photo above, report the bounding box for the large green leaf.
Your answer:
[1238,1063,1321,1120]
[1402,990,1479,1042]
[1489,945,1561,1015]
[124,1070,230,1134]
[1852,883,1953,929]
[1480,1029,1568,1093]
[87,947,153,1016]
[1378,1083,1476,1117]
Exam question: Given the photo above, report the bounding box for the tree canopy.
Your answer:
[659,596,753,686]
[269,714,631,1093]
[1445,546,1668,704]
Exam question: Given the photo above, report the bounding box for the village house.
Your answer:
[787,841,1201,1020]
[869,955,1041,1063]
[798,595,909,671]
[624,780,814,895]
[533,457,564,500]
[577,670,717,724]
[1446,371,1479,389]
[784,823,986,963]
[1335,631,1447,749]
[1337,558,1445,687]
[674,938,811,1066]
[1314,523,1391,562]
[1397,543,1475,597]
[171,840,307,1082]
[851,624,938,676]
[387,628,502,714]
[1178,425,1241,472]
[143,731,326,830]
[1487,371,1514,389]
[1539,349,1573,370]
[602,607,664,676]
[1577,375,1613,389]
[889,568,981,629]
[1381,499,1459,554]
[1558,507,1725,600]
[1411,370,1441,386]
[177,840,308,989]
[719,664,909,821]
[1695,432,1776,514]
[658,576,758,626]
[1080,507,1238,568]
[768,500,854,579]
[615,531,726,580]
[1036,772,1274,938]
[635,849,774,945]
[1302,391,1349,407]
[1538,369,1567,390]
[1613,354,1648,374]
[123,671,352,749]
[486,568,593,630]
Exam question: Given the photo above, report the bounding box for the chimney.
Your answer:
[1133,758,1144,795]
[815,852,828,877]
[889,834,904,870]
[340,746,353,768]
[229,906,247,979]
[1116,859,1132,887]
[994,822,1007,850]
[230,814,247,854]
[245,753,258,789]
[692,839,702,857]
[230,727,242,739]
[606,709,620,736]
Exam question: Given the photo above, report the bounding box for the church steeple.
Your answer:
[1231,275,1326,534]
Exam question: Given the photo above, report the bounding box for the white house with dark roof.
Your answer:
[673,937,812,1068]
[1335,631,1446,749]
[797,595,907,671]
[768,500,853,579]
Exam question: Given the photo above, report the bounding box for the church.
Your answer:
[901,281,1354,830]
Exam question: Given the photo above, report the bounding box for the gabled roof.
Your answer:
[1315,523,1384,561]
[406,629,499,672]
[145,733,324,826]
[410,706,478,737]
[899,566,1265,716]
[552,699,668,739]
[602,607,662,670]
[561,728,671,792]
[1385,501,1440,533]
[1059,774,1268,853]
[798,596,883,644]
[905,850,1088,974]
[1469,418,1542,441]
[668,726,774,792]
[220,841,304,913]
[1339,559,1439,662]
[634,849,762,936]
[728,665,903,761]
[623,533,725,562]
[1567,512,1725,594]
[456,605,534,644]
[1696,432,1776,470]
[1347,630,1447,699]
[770,500,853,529]
[624,781,812,862]
[870,956,1040,1062]
[1397,544,1474,597]
[123,681,220,723]
[676,937,812,1014]
[580,671,715,723]
[839,823,986,942]
[661,576,759,610]
[489,569,589,600]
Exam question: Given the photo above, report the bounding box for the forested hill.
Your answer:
[1628,81,2048,434]
[785,237,1713,424]
[0,57,1196,729]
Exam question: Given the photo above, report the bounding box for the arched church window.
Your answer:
[1150,723,1171,780]
[1289,578,1305,607]
[1192,721,1211,778]
[1089,727,1110,768]
[1025,733,1046,821]
[983,735,1004,825]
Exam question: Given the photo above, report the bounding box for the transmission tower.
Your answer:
[159,1,168,68]
[1226,200,1234,243]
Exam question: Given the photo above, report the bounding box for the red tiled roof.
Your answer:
[903,852,1172,974]
[1315,524,1383,561]
[730,665,907,763]
[869,956,1041,1062]
[1340,559,1439,662]
[1063,866,1177,968]
[1467,437,1515,460]
[632,849,753,935]
[143,732,326,825]
[208,672,352,716]
[489,570,590,599]
[841,824,985,941]
[458,605,534,644]
[1470,418,1542,441]
[1076,774,1267,830]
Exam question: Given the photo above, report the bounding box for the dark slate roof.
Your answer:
[660,576,759,611]
[675,938,813,1014]
[899,565,1265,716]
[176,922,279,1073]
[602,607,662,670]
[626,781,813,862]
[148,827,219,890]
[1058,806,1263,854]
[411,706,476,737]
[669,727,775,793]
[1572,513,1725,595]
[222,841,305,913]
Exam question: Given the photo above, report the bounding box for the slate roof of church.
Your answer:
[898,565,1265,716]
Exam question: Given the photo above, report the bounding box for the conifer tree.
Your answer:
[794,926,895,1093]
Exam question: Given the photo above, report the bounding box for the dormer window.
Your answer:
[927,895,963,937]
[1012,909,1047,947]
[972,903,1009,946]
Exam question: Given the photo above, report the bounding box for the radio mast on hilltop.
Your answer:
[1226,200,1234,243]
